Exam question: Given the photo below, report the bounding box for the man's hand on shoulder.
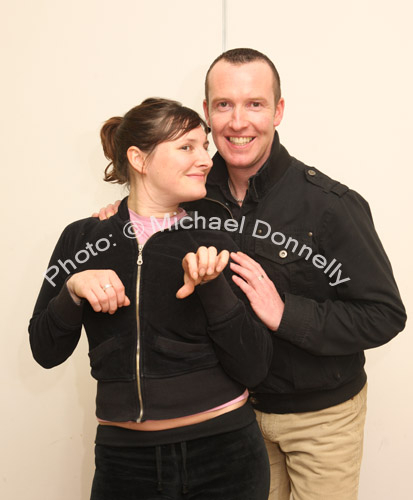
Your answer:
[91,200,121,220]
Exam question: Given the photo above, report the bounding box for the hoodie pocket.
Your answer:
[144,335,218,378]
[88,334,135,381]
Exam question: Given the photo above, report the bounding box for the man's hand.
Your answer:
[91,200,121,220]
[176,246,230,299]
[67,269,130,314]
[230,251,284,330]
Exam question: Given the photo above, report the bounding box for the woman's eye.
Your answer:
[181,145,191,151]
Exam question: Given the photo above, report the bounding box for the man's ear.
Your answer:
[203,99,210,127]
[273,98,285,128]
[127,146,147,174]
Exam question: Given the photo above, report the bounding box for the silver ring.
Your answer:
[102,284,113,291]
[257,275,264,281]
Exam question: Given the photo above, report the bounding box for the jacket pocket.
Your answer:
[292,351,341,391]
[290,345,363,391]
[144,335,218,378]
[253,339,342,393]
[88,334,135,382]
[253,228,315,295]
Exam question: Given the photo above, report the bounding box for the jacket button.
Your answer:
[308,231,313,237]
[308,169,316,176]
[250,397,258,405]
[279,250,288,258]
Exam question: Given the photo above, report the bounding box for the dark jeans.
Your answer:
[90,420,270,500]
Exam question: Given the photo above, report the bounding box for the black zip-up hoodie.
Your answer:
[29,199,273,422]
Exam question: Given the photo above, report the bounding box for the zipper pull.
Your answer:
[137,244,143,265]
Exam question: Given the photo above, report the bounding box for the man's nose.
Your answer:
[229,107,248,130]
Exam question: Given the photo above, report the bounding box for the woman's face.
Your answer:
[143,125,213,205]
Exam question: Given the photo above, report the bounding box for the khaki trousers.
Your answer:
[255,384,367,500]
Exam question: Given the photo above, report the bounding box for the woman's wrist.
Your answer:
[66,276,82,305]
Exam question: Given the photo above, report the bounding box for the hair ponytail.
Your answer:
[100,116,127,184]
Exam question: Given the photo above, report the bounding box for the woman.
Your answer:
[29,98,272,499]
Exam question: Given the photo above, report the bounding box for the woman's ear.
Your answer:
[127,146,147,174]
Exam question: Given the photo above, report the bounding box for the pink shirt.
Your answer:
[128,208,187,245]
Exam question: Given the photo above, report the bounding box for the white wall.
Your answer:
[1,1,411,498]
[1,1,222,499]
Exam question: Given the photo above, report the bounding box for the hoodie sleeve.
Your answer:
[28,225,84,368]
[196,271,273,388]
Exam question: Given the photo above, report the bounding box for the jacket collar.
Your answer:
[207,130,291,201]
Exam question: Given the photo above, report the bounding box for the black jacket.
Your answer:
[184,131,407,413]
[29,199,272,422]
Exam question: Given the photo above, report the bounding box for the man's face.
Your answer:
[204,60,284,175]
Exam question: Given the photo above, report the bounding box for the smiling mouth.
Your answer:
[227,137,255,145]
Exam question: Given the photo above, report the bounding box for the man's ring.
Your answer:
[257,275,264,281]
[102,284,113,291]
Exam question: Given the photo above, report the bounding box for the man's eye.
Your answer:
[218,102,228,108]
[251,102,261,108]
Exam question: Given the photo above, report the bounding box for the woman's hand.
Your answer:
[230,251,284,330]
[66,269,130,314]
[176,246,230,299]
[91,200,121,220]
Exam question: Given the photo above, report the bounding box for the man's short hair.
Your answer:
[205,48,281,105]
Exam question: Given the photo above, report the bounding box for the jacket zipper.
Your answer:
[135,243,144,422]
[203,197,234,218]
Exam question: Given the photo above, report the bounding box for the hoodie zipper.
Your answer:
[132,203,231,423]
[135,243,144,422]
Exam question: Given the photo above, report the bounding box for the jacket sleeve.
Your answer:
[275,189,406,356]
[196,273,273,387]
[28,227,84,368]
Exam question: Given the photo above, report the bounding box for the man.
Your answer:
[97,48,406,500]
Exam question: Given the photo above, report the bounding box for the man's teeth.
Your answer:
[228,137,253,145]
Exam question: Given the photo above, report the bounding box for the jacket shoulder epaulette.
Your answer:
[294,161,349,197]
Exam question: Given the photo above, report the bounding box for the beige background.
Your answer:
[1,0,411,498]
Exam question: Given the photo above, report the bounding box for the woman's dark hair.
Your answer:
[100,97,209,184]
